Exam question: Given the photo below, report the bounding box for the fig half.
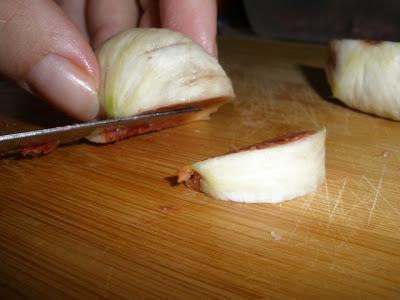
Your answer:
[86,28,234,143]
[178,128,326,203]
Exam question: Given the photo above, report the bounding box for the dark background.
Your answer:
[218,0,400,43]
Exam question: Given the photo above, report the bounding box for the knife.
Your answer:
[0,106,199,154]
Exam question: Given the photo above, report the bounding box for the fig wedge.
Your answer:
[178,128,326,203]
[86,28,234,143]
[326,39,400,121]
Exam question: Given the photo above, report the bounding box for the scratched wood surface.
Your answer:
[0,37,399,299]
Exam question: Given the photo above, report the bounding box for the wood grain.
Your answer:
[0,37,399,299]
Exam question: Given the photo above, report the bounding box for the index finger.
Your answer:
[159,0,217,56]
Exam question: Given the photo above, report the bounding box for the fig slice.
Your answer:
[178,128,326,203]
[86,28,234,143]
[326,39,400,121]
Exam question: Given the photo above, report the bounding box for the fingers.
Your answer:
[159,0,218,56]
[86,0,140,49]
[0,0,100,120]
[55,0,89,40]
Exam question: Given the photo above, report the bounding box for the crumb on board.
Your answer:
[381,150,389,159]
[159,205,179,213]
[270,231,282,241]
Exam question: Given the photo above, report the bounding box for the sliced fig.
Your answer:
[178,128,326,203]
[86,28,234,143]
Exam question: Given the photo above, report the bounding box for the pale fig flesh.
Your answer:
[86,28,234,143]
[326,39,400,121]
[178,129,326,203]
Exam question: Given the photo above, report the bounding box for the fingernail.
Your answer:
[27,54,99,120]
[197,31,218,57]
[211,40,218,57]
[203,39,218,57]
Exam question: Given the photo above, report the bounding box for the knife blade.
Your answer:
[0,106,199,154]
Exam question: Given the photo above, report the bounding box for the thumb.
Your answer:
[0,0,100,121]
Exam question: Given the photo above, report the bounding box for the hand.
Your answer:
[0,0,217,120]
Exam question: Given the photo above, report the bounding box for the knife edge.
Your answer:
[0,106,199,154]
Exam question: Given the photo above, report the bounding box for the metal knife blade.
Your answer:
[0,106,199,154]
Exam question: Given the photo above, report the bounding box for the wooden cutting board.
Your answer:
[0,37,399,299]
